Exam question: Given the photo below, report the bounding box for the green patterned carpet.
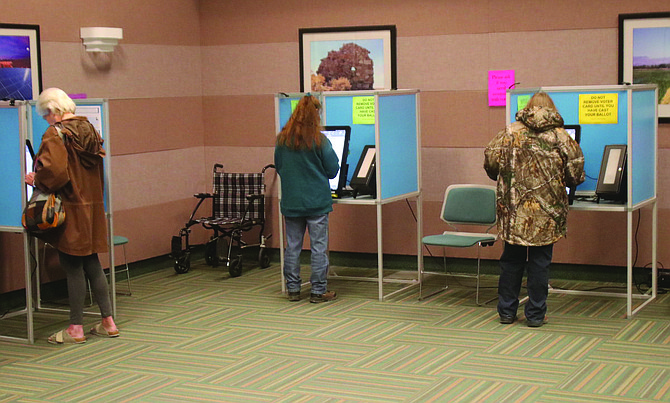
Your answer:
[1,260,669,402]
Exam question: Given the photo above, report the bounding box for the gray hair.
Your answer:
[36,87,76,117]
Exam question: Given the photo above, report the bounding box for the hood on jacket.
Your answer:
[58,117,105,168]
[515,106,564,132]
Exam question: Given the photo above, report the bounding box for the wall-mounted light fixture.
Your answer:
[80,27,123,52]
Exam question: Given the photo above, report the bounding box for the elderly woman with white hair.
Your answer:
[25,87,119,344]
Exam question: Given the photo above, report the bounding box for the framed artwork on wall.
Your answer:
[299,25,396,92]
[0,23,42,101]
[618,12,670,123]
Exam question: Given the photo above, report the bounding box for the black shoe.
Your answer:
[526,317,548,327]
[499,315,517,324]
[310,290,337,303]
[288,292,301,302]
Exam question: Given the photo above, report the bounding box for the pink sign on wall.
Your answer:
[488,70,515,106]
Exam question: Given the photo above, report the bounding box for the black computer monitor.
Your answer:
[564,125,581,143]
[596,144,627,202]
[564,125,581,204]
[350,145,376,198]
[320,125,350,196]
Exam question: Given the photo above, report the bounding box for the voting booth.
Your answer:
[275,90,422,300]
[0,99,118,343]
[508,85,658,317]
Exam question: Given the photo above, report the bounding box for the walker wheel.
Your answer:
[259,248,271,269]
[174,254,190,274]
[205,239,219,267]
[229,258,243,278]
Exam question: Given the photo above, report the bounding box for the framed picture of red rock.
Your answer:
[299,25,397,92]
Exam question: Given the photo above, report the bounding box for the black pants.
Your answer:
[497,242,553,322]
[58,252,113,325]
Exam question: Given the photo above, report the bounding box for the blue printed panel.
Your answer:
[277,97,301,131]
[30,101,110,212]
[31,104,49,149]
[0,107,23,228]
[631,89,656,205]
[282,92,419,199]
[378,93,419,198]
[324,95,375,185]
[30,102,107,150]
[509,90,629,192]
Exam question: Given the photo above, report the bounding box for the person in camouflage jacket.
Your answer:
[484,92,584,327]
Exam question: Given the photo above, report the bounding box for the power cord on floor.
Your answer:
[1,238,39,319]
[405,199,435,257]
[630,210,667,294]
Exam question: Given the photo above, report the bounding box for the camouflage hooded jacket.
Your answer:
[484,106,585,246]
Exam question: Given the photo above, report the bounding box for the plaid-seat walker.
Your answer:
[210,172,264,225]
[171,163,275,277]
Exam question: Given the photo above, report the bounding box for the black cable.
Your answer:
[630,209,650,294]
[404,199,435,257]
[631,211,667,294]
[574,285,626,292]
[0,237,41,318]
[0,238,71,319]
[633,210,640,268]
[0,305,15,319]
[643,261,668,294]
[405,198,417,221]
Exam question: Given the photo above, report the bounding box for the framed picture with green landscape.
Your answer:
[619,12,670,123]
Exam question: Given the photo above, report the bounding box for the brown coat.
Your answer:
[34,116,108,256]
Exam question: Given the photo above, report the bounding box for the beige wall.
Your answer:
[199,0,670,268]
[0,0,206,292]
[1,0,669,292]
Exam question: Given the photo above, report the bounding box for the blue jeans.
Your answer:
[283,214,330,295]
[497,242,553,322]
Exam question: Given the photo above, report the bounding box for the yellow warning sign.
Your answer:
[352,96,375,125]
[579,93,618,124]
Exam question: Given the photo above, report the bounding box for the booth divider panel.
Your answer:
[631,89,657,205]
[277,97,299,131]
[0,107,23,229]
[378,93,419,199]
[324,95,375,185]
[29,102,109,210]
[509,90,629,192]
[277,92,420,197]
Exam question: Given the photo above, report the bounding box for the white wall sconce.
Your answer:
[80,27,123,52]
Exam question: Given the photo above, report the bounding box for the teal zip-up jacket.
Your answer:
[274,136,340,217]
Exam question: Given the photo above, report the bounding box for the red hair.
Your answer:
[277,95,323,150]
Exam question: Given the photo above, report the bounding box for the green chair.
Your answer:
[86,235,131,305]
[110,235,132,296]
[421,184,497,305]
[42,236,132,307]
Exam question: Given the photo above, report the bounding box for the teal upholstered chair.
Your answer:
[44,235,132,306]
[86,235,131,305]
[421,184,497,304]
[111,235,131,296]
